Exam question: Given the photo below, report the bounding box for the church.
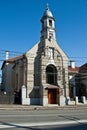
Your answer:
[1,5,69,106]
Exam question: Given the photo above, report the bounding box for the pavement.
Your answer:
[0,104,87,110]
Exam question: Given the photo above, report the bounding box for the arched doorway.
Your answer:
[46,65,58,104]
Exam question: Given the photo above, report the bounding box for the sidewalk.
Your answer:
[0,104,87,110]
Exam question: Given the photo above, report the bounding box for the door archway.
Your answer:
[46,64,57,85]
[46,65,58,104]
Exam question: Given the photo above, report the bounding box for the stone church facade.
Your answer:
[1,5,69,106]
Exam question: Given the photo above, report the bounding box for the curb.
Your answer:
[0,104,87,110]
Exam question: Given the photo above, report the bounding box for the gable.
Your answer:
[25,42,40,58]
[45,39,69,63]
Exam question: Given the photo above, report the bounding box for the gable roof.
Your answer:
[79,63,87,72]
[68,66,79,73]
[1,55,24,70]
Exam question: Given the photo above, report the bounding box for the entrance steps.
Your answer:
[48,104,58,106]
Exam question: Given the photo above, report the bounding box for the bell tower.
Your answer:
[40,4,56,41]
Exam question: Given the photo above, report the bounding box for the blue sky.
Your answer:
[0,0,87,66]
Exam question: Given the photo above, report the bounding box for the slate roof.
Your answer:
[68,66,79,73]
[1,55,24,69]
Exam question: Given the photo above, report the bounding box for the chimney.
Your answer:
[5,51,9,60]
[70,60,75,68]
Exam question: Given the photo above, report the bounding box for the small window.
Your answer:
[49,20,52,26]
[49,32,53,41]
[49,32,53,38]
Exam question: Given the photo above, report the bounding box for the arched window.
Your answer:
[49,20,52,26]
[46,65,57,85]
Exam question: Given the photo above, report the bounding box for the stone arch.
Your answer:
[46,64,57,85]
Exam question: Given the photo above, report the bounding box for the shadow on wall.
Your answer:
[14,90,21,104]
[29,87,41,105]
[0,91,14,104]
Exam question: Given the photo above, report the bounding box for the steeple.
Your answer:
[46,3,49,10]
[40,4,56,41]
[43,4,53,18]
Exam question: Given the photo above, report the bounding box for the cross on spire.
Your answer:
[46,3,49,10]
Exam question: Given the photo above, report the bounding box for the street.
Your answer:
[0,106,87,129]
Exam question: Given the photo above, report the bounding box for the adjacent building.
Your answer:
[68,61,79,102]
[77,63,87,101]
[68,61,87,104]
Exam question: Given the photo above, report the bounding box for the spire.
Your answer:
[40,4,56,40]
[42,4,53,18]
[46,3,49,11]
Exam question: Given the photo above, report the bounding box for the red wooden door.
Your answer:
[48,89,57,104]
